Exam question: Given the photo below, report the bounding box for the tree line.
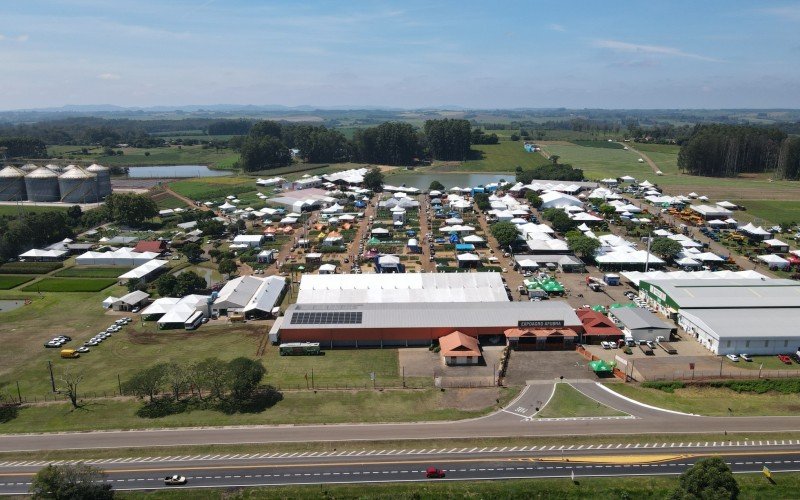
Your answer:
[0,136,47,157]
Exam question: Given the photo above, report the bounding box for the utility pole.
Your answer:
[47,360,56,392]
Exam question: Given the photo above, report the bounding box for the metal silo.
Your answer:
[87,163,111,198]
[45,164,63,174]
[20,163,39,173]
[59,167,99,203]
[64,164,79,172]
[0,166,27,201]
[25,166,60,202]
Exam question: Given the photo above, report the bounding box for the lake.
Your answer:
[384,172,513,190]
[127,165,231,178]
[0,299,25,314]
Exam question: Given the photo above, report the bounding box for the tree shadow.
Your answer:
[466,149,486,161]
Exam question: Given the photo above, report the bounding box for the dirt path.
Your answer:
[620,143,661,175]
[417,197,435,272]
[163,186,211,211]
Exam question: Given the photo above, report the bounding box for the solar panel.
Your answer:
[290,311,363,325]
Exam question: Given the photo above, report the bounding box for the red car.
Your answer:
[778,354,792,365]
[425,467,446,478]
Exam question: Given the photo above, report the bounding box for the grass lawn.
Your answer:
[727,355,800,371]
[54,267,130,278]
[0,275,33,290]
[0,261,63,274]
[0,205,70,217]
[571,140,625,149]
[537,383,628,418]
[538,142,651,180]
[432,139,551,173]
[116,474,800,500]
[151,191,189,209]
[731,199,800,226]
[21,277,117,292]
[48,144,240,169]
[609,383,800,416]
[168,176,254,200]
[1,388,509,433]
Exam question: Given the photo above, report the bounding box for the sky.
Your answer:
[1,0,799,110]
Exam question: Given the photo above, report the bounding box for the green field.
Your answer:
[540,142,651,180]
[731,200,800,226]
[432,139,550,173]
[54,267,130,278]
[537,383,627,418]
[152,191,188,209]
[610,383,800,416]
[21,278,117,292]
[168,176,254,200]
[0,204,71,217]
[114,474,800,500]
[0,261,63,274]
[0,275,33,290]
[47,144,240,170]
[571,140,625,149]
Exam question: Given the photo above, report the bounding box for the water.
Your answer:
[175,267,214,287]
[0,299,25,314]
[385,173,513,190]
[126,165,231,178]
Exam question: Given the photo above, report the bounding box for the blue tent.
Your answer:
[455,243,475,251]
[354,201,366,208]
[449,233,460,244]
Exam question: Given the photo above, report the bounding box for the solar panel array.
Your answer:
[290,311,363,325]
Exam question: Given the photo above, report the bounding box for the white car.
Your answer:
[726,354,740,362]
[740,354,753,362]
[601,341,613,349]
[164,475,187,485]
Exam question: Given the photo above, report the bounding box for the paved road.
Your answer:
[4,381,800,453]
[3,449,800,495]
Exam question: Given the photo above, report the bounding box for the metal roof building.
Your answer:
[640,279,800,310]
[278,301,582,348]
[212,275,286,317]
[678,308,800,355]
[296,272,509,304]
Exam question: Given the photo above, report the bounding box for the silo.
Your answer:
[87,163,111,198]
[25,167,60,202]
[58,167,99,203]
[45,164,63,174]
[0,166,27,201]
[64,164,79,172]
[20,163,39,173]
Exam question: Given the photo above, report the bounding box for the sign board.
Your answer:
[614,355,628,367]
[689,363,695,370]
[763,465,771,479]
[518,320,565,328]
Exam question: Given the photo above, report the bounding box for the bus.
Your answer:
[279,342,321,356]
[184,311,204,330]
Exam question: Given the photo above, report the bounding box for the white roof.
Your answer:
[219,202,236,210]
[595,249,664,265]
[764,238,788,247]
[621,269,767,287]
[19,248,67,259]
[539,191,582,208]
[319,263,337,272]
[675,257,701,267]
[158,295,210,324]
[116,290,149,305]
[758,254,790,267]
[233,234,264,243]
[372,227,390,234]
[518,259,539,268]
[378,254,401,266]
[76,248,158,267]
[439,225,475,233]
[463,234,485,243]
[570,212,603,222]
[740,223,771,236]
[526,239,569,252]
[296,272,508,304]
[242,276,286,312]
[118,259,168,279]
[716,200,737,209]
[214,275,285,312]
[456,252,480,261]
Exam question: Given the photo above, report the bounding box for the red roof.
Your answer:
[576,309,623,336]
[133,240,167,253]
[439,331,481,358]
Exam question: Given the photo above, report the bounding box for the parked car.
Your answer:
[740,353,752,362]
[425,467,446,479]
[164,475,187,485]
[778,354,792,365]
[76,347,90,353]
[726,354,740,362]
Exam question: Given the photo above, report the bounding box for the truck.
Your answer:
[657,340,677,354]
[279,342,321,356]
[638,343,654,355]
[60,349,80,359]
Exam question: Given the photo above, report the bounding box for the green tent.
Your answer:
[589,360,613,373]
[591,305,608,313]
[540,279,564,293]
[367,237,381,245]
[610,302,636,309]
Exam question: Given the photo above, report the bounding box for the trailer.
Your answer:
[638,343,654,355]
[658,341,677,354]
[279,342,321,356]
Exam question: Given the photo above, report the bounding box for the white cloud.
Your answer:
[760,5,800,21]
[0,33,29,42]
[592,39,720,62]
[97,73,121,80]
[547,23,566,32]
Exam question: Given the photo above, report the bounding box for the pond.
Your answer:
[126,165,232,178]
[384,172,513,190]
[175,267,215,287]
[0,299,26,314]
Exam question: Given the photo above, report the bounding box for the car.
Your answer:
[164,475,187,486]
[726,354,740,362]
[76,347,90,353]
[84,341,100,347]
[201,317,209,324]
[601,341,613,349]
[646,341,656,349]
[106,327,117,333]
[56,335,72,341]
[131,307,140,313]
[45,341,63,348]
[115,319,126,325]
[740,353,752,362]
[425,467,445,479]
[778,354,792,365]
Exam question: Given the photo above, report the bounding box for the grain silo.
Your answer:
[20,163,39,173]
[64,164,79,172]
[87,163,112,198]
[58,167,99,203]
[0,166,27,201]
[44,164,63,174]
[25,167,60,202]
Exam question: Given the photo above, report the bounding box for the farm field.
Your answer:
[432,139,550,173]
[538,142,651,180]
[21,277,117,292]
[570,140,625,149]
[0,275,33,290]
[730,200,800,226]
[0,262,63,274]
[151,191,188,209]
[168,176,254,200]
[54,267,130,278]
[47,144,240,169]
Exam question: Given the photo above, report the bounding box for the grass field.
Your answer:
[539,142,651,180]
[571,140,625,149]
[0,204,70,217]
[431,139,550,173]
[20,278,117,292]
[151,191,188,209]
[114,474,800,500]
[54,267,130,278]
[726,356,800,371]
[609,383,800,416]
[0,275,33,290]
[731,200,800,226]
[168,176,254,200]
[48,144,240,170]
[537,383,627,418]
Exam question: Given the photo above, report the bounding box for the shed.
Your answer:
[609,307,673,342]
[439,331,482,366]
[111,290,149,311]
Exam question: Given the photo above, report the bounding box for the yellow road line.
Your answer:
[537,454,689,464]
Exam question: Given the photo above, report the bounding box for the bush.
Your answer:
[641,381,686,393]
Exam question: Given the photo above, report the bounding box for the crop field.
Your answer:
[21,278,117,292]
[432,139,550,173]
[168,176,254,200]
[0,275,33,290]
[731,200,800,226]
[48,144,240,169]
[151,191,188,209]
[538,142,650,180]
[570,140,624,149]
[0,261,63,274]
[54,267,129,278]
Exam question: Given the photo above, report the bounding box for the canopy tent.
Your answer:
[609,302,636,309]
[318,263,337,274]
[588,359,615,374]
[591,305,608,313]
[463,234,485,243]
[758,254,790,268]
[517,259,539,269]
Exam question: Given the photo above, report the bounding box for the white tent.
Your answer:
[318,263,337,274]
[322,203,344,214]
[675,257,701,267]
[517,259,540,269]
[758,254,790,268]
[456,253,481,262]
[539,191,582,209]
[620,175,636,182]
[463,235,485,243]
[218,202,235,211]
[378,254,400,267]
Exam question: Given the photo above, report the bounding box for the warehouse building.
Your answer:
[211,275,286,318]
[278,301,582,348]
[609,307,674,343]
[639,278,800,355]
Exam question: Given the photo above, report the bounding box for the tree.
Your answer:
[248,120,283,139]
[122,364,168,403]
[525,192,542,209]
[155,274,177,297]
[239,135,292,172]
[218,259,238,276]
[197,218,225,237]
[549,154,560,165]
[164,362,189,401]
[424,119,471,160]
[227,357,266,401]
[104,193,157,227]
[30,463,113,500]
[363,167,385,192]
[599,204,617,217]
[491,221,519,248]
[510,134,520,141]
[650,237,684,260]
[57,369,83,409]
[174,271,207,296]
[179,242,202,262]
[190,358,230,401]
[474,193,491,211]
[670,456,739,500]
[547,210,577,234]
[352,122,420,165]
[568,234,601,259]
[126,278,143,293]
[429,180,445,191]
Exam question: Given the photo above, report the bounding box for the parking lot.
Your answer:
[503,350,593,385]
[399,346,503,386]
